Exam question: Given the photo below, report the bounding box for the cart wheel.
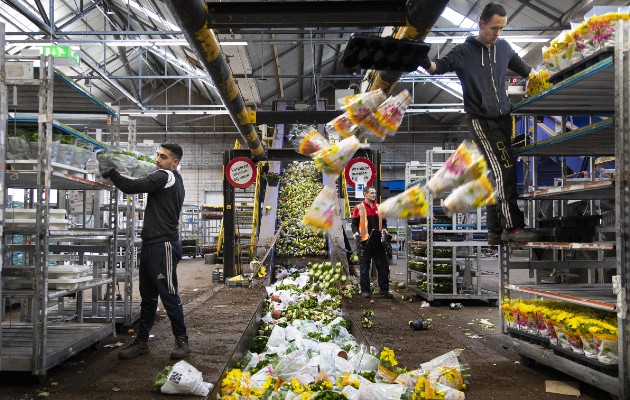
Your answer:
[487,299,498,306]
[35,373,47,384]
[193,255,196,259]
[92,340,102,350]
[519,355,535,367]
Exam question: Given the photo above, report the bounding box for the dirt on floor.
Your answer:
[0,258,613,400]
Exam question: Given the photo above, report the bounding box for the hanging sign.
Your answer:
[226,157,257,189]
[345,157,376,188]
[42,45,81,65]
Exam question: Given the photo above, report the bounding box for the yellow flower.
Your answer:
[380,347,399,367]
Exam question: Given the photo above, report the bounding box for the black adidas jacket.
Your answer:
[109,169,185,245]
[433,36,531,119]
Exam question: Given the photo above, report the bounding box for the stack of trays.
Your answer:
[48,265,92,290]
[5,208,68,230]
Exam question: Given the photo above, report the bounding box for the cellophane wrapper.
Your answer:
[291,124,331,156]
[414,376,466,400]
[339,89,387,124]
[378,185,429,219]
[312,135,359,175]
[443,175,496,215]
[302,186,338,232]
[325,112,360,139]
[360,89,413,141]
[426,141,487,196]
[419,349,471,387]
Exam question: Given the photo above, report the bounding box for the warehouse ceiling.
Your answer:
[1,0,624,138]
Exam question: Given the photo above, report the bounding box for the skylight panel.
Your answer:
[127,0,180,31]
[441,7,477,30]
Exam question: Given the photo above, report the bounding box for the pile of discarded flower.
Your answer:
[218,268,471,399]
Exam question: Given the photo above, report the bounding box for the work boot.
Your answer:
[118,338,149,359]
[487,230,502,246]
[170,336,190,359]
[361,292,371,298]
[501,228,539,243]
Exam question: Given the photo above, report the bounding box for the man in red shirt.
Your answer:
[352,186,392,299]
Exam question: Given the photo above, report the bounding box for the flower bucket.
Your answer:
[267,177,279,187]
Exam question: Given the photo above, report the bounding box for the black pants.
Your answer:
[137,240,187,342]
[468,115,525,232]
[359,241,389,293]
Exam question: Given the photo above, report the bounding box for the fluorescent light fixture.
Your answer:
[424,35,551,44]
[10,39,247,47]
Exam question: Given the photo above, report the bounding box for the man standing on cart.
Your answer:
[418,2,538,245]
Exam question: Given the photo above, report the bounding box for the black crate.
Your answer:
[549,50,613,84]
[537,227,595,243]
[212,268,224,283]
[537,215,601,228]
[549,343,618,376]
[507,327,550,348]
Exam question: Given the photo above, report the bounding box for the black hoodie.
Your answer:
[433,36,531,119]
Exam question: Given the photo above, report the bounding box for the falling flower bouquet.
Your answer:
[378,184,430,219]
[302,186,339,232]
[325,113,360,139]
[442,175,496,216]
[338,89,387,125]
[360,89,413,141]
[291,124,331,156]
[426,141,488,196]
[311,135,360,175]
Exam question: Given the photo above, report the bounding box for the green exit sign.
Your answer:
[42,45,80,65]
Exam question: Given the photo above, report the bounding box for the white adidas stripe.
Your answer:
[471,118,514,228]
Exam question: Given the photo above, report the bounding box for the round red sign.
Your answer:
[344,157,376,188]
[226,157,257,189]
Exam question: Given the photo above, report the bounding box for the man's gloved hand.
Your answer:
[418,53,432,71]
[101,167,115,179]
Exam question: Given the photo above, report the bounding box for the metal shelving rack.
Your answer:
[501,24,630,399]
[0,36,117,378]
[200,204,223,257]
[180,204,200,258]
[405,150,499,303]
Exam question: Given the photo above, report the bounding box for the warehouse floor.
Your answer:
[0,257,612,399]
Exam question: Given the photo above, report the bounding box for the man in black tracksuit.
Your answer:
[419,2,538,245]
[102,143,189,360]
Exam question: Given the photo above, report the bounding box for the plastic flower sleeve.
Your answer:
[426,141,488,196]
[361,89,413,141]
[325,112,360,139]
[358,381,407,400]
[414,377,466,400]
[339,89,387,124]
[291,124,331,156]
[378,185,429,219]
[160,360,214,396]
[302,186,338,232]
[442,175,496,215]
[419,349,471,386]
[311,135,359,175]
